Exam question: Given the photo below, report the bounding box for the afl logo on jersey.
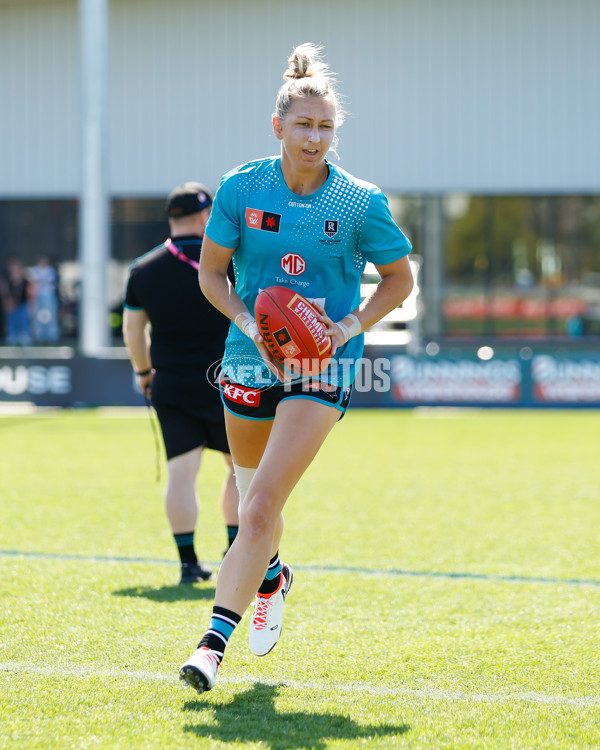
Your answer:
[324,220,338,238]
[281,253,306,276]
[245,208,281,233]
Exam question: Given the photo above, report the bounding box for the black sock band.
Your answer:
[227,525,238,548]
[198,606,242,660]
[258,552,282,595]
[174,531,197,565]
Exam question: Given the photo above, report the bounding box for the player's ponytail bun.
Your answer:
[274,42,345,129]
[283,43,329,80]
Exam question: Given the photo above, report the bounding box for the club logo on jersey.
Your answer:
[245,208,281,233]
[281,253,306,276]
[273,327,301,358]
[324,219,338,238]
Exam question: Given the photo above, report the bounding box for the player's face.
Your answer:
[274,96,336,173]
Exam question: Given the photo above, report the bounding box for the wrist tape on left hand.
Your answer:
[335,313,361,345]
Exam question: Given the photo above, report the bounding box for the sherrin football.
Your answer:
[254,286,332,375]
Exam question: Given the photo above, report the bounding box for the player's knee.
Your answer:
[239,489,280,539]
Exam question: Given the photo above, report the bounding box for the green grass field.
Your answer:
[1,407,600,749]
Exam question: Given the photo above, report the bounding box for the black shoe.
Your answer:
[179,562,212,584]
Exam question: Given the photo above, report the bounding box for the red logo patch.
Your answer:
[221,382,261,406]
[245,208,281,233]
[281,253,306,276]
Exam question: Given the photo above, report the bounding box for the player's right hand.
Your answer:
[234,312,288,382]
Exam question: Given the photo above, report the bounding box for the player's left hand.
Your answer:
[312,301,351,356]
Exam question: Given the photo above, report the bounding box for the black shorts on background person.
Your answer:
[123,182,239,585]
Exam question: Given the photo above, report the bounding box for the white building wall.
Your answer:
[1,0,599,197]
[0,0,79,197]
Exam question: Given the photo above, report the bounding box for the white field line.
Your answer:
[3,549,600,587]
[0,405,147,417]
[1,662,598,708]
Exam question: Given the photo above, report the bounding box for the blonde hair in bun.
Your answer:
[274,43,345,129]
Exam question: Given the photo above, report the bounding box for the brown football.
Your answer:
[254,286,332,375]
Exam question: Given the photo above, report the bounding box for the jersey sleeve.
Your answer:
[204,170,241,249]
[360,188,412,265]
[123,265,143,310]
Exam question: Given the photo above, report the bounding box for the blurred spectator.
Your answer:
[0,257,33,345]
[30,256,60,342]
[566,314,583,338]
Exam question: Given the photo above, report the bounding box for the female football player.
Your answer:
[180,42,413,692]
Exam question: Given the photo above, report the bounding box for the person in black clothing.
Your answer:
[123,182,239,584]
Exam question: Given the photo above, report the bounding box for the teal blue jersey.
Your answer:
[206,156,412,388]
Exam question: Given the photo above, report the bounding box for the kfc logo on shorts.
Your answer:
[222,381,261,406]
[324,219,338,238]
[281,252,306,276]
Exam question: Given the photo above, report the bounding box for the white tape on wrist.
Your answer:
[235,312,260,340]
[336,313,362,344]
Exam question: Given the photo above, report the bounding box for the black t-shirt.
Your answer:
[6,276,29,306]
[124,235,231,416]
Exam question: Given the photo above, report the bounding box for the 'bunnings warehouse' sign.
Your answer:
[390,356,522,404]
[532,355,600,403]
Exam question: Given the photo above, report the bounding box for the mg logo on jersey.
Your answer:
[324,219,338,238]
[281,253,306,276]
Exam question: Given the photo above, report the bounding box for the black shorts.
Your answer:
[220,377,353,421]
[153,403,230,460]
